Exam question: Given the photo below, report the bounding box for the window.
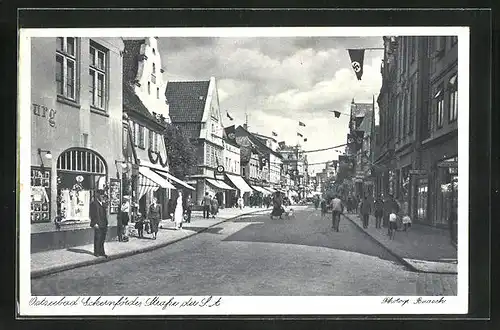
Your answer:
[156,87,160,99]
[151,63,156,84]
[89,43,107,109]
[152,63,156,74]
[403,94,408,137]
[435,86,444,128]
[138,125,145,149]
[56,37,77,100]
[411,37,417,62]
[154,132,159,152]
[148,82,151,95]
[133,122,139,146]
[31,167,51,223]
[409,80,415,133]
[448,74,458,122]
[149,130,154,151]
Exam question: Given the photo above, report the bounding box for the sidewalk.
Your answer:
[31,207,271,279]
[343,213,457,274]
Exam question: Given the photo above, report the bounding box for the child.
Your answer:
[402,215,412,231]
[135,212,144,238]
[389,212,398,240]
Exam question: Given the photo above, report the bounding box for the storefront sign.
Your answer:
[32,103,56,127]
[31,167,51,223]
[409,169,427,175]
[109,179,121,214]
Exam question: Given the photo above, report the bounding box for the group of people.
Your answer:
[201,192,220,218]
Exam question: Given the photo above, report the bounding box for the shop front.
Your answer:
[225,173,253,206]
[436,157,458,238]
[205,178,235,208]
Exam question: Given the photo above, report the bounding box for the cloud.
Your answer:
[158,36,383,171]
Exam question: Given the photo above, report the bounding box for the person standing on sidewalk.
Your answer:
[360,194,372,229]
[174,191,184,230]
[148,197,162,240]
[383,194,392,234]
[89,190,108,258]
[237,195,244,210]
[330,195,344,232]
[210,195,219,218]
[119,196,131,242]
[374,195,384,229]
[185,194,193,223]
[202,192,211,219]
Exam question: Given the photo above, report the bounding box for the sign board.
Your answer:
[409,169,427,175]
[216,165,225,174]
[214,173,225,181]
[437,161,458,168]
[109,179,121,214]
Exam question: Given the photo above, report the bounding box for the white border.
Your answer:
[18,27,469,316]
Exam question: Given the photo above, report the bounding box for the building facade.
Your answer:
[166,77,231,205]
[374,35,458,234]
[30,37,124,252]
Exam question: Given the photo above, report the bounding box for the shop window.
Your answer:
[448,74,458,122]
[89,42,107,110]
[156,87,160,99]
[138,125,145,149]
[56,37,77,100]
[148,81,151,95]
[416,178,428,223]
[31,167,51,223]
[56,149,107,223]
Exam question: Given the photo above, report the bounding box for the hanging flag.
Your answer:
[272,131,278,137]
[348,49,365,80]
[333,111,341,118]
[226,112,234,120]
[303,138,308,142]
[297,132,303,137]
[299,121,306,127]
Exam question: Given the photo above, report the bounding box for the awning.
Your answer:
[152,169,196,190]
[225,173,253,193]
[206,178,235,190]
[139,167,176,190]
[252,186,272,195]
[264,187,276,193]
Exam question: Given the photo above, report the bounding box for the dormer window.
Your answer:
[152,48,156,55]
[151,63,156,84]
[152,63,156,74]
[148,81,151,95]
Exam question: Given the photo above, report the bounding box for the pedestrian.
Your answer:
[210,195,219,218]
[383,194,392,234]
[347,196,353,213]
[330,195,344,232]
[135,212,144,238]
[374,195,384,229]
[119,196,131,242]
[237,195,244,210]
[320,197,327,218]
[270,191,284,220]
[89,190,108,258]
[202,192,211,218]
[174,191,184,230]
[360,194,371,229]
[389,212,397,240]
[185,194,193,223]
[148,197,162,240]
[400,199,411,232]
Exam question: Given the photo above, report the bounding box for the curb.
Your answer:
[342,213,458,275]
[31,208,272,279]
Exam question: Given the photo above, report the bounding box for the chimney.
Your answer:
[243,123,247,130]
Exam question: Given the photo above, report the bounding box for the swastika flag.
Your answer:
[348,49,365,80]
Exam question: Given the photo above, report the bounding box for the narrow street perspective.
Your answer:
[31,206,457,296]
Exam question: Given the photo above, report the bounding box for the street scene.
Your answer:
[27,33,459,297]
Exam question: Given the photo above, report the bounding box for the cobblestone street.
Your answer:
[31,207,457,296]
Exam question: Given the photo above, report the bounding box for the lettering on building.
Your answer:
[33,103,56,127]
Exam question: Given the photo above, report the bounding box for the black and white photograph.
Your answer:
[17,25,469,316]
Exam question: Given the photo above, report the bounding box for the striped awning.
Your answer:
[264,187,276,193]
[138,167,175,200]
[226,173,253,193]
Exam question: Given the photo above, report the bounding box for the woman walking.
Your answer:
[185,194,193,223]
[210,195,219,218]
[270,191,284,220]
[148,197,162,240]
[374,195,384,229]
[174,191,184,230]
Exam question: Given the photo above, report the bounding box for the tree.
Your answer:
[163,123,197,180]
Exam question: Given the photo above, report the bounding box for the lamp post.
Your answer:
[37,148,52,168]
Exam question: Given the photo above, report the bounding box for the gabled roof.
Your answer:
[351,102,373,118]
[123,83,166,130]
[122,39,146,84]
[235,125,282,158]
[165,81,211,123]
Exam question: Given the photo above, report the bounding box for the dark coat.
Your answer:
[360,199,372,215]
[89,200,108,228]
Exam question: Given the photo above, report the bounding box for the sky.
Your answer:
[158,37,383,175]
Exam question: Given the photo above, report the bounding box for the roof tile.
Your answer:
[165,81,210,123]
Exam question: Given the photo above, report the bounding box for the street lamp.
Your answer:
[37,148,52,167]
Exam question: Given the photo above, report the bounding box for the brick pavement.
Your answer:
[343,213,457,274]
[31,206,271,278]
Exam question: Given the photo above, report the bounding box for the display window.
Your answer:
[56,148,107,223]
[416,178,429,223]
[31,167,51,223]
[437,157,458,227]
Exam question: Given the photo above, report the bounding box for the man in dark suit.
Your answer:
[90,190,108,257]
